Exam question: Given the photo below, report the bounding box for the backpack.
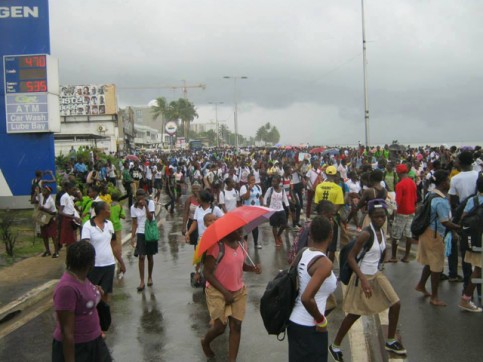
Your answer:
[339,226,375,285]
[191,241,225,288]
[460,196,483,253]
[265,187,286,208]
[410,193,441,238]
[260,248,306,340]
[287,221,311,264]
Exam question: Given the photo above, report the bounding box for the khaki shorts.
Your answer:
[205,285,247,324]
[343,272,399,315]
[391,214,414,240]
[465,251,482,269]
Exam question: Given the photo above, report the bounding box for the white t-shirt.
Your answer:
[346,180,361,194]
[448,170,479,200]
[130,200,156,234]
[60,193,76,215]
[289,249,337,326]
[219,188,240,212]
[194,205,224,237]
[38,194,56,213]
[306,169,321,191]
[263,187,289,211]
[252,169,261,184]
[81,219,115,267]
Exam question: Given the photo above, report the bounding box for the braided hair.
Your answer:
[66,241,95,272]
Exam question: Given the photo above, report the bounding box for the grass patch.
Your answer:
[0,209,44,267]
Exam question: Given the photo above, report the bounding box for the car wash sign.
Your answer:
[3,54,58,133]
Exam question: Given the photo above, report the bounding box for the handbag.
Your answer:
[96,300,111,331]
[32,209,54,226]
[144,219,159,242]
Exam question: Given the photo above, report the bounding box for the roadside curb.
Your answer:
[0,214,162,332]
[0,279,57,325]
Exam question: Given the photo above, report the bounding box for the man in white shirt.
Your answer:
[448,151,479,284]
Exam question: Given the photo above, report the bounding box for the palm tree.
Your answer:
[176,98,198,140]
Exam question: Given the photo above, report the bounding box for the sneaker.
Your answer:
[256,244,262,249]
[385,340,407,355]
[459,298,483,312]
[449,275,464,283]
[329,344,344,362]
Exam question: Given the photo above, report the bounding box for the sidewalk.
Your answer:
[0,205,163,308]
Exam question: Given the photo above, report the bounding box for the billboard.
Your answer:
[59,84,117,116]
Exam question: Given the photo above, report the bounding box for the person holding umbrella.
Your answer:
[201,227,261,361]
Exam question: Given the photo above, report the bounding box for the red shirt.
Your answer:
[395,177,417,215]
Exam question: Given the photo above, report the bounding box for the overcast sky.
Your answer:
[50,0,483,146]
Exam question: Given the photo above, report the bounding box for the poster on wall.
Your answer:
[59,84,117,116]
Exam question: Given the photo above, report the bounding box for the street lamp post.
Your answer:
[361,0,370,148]
[209,101,223,148]
[223,76,247,150]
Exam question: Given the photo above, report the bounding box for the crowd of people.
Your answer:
[32,142,483,361]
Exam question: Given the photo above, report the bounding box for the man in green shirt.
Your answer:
[122,161,133,207]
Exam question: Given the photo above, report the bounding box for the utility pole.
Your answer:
[209,102,223,148]
[361,0,370,148]
[223,76,247,150]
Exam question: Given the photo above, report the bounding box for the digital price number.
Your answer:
[4,55,48,94]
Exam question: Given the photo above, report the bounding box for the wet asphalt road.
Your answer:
[1,198,482,361]
[0,203,350,362]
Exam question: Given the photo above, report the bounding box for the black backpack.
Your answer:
[460,196,483,253]
[339,226,375,285]
[260,248,306,340]
[411,193,441,237]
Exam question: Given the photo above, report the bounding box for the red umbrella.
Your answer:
[195,206,275,259]
[125,155,139,161]
[309,147,326,154]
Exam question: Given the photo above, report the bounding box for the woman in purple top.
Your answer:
[52,241,112,362]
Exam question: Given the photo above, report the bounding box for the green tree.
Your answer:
[151,97,198,140]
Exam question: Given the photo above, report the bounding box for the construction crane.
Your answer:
[119,80,206,99]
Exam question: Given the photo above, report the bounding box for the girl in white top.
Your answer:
[330,200,406,361]
[130,189,157,292]
[219,178,240,213]
[38,186,58,257]
[288,216,337,362]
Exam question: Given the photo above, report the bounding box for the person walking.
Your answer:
[37,186,59,257]
[52,241,113,362]
[240,174,264,249]
[130,189,157,292]
[182,182,201,246]
[448,151,479,284]
[288,216,337,362]
[458,176,483,312]
[329,200,407,361]
[264,175,291,247]
[415,170,461,306]
[82,201,126,305]
[201,228,261,362]
[388,164,418,263]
